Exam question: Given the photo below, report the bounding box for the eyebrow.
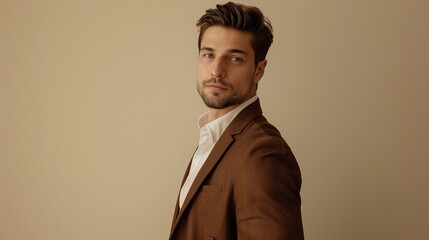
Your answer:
[200,47,248,56]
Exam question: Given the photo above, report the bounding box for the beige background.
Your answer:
[1,0,428,239]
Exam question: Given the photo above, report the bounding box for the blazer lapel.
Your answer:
[170,133,234,235]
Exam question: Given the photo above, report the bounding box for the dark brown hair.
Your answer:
[197,2,273,65]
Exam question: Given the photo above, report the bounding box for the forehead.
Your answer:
[200,26,254,54]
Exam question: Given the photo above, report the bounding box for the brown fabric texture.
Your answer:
[169,100,304,240]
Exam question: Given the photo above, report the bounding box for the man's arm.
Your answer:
[234,142,304,239]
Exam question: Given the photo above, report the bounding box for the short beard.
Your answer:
[197,77,253,109]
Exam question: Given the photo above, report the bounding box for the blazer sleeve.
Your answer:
[234,138,304,240]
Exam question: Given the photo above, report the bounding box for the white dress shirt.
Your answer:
[179,96,258,208]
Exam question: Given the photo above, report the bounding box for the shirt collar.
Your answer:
[197,95,258,144]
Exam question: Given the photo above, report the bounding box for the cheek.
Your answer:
[197,68,206,79]
[197,62,209,78]
[232,68,255,84]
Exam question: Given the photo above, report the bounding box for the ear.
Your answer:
[254,59,267,84]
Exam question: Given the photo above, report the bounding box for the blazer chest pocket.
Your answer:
[200,184,222,193]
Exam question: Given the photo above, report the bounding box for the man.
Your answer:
[170,2,304,239]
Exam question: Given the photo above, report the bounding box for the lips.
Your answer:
[205,83,228,91]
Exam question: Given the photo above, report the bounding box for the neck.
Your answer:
[208,104,240,122]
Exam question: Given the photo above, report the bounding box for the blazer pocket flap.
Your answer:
[201,184,222,193]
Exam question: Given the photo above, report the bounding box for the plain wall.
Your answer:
[1,0,428,239]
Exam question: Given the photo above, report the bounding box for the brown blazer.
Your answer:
[169,99,304,240]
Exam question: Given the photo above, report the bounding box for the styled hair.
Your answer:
[197,2,273,65]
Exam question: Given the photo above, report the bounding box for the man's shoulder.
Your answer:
[246,115,283,137]
[237,115,289,150]
[227,115,297,172]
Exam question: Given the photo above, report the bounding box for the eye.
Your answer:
[230,57,243,63]
[202,52,214,58]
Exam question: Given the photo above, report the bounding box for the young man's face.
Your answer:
[197,26,266,110]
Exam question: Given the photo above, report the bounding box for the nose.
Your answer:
[210,58,226,79]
